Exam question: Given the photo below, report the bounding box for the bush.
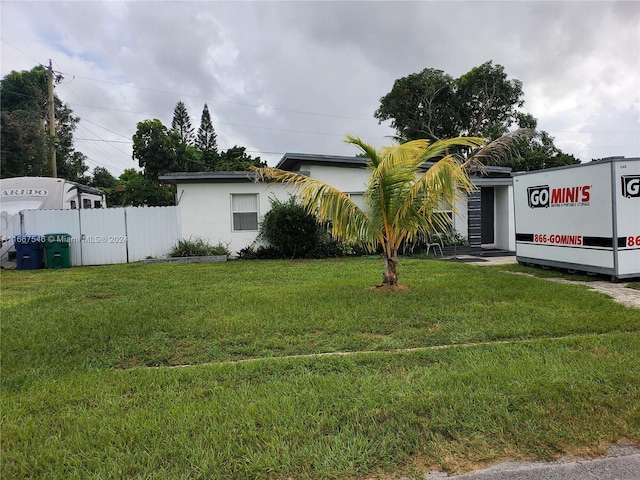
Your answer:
[257,197,354,259]
[170,238,230,258]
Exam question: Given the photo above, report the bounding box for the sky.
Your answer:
[1,1,639,177]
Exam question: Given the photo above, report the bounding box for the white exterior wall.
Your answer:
[173,166,516,256]
[451,194,469,239]
[308,163,474,240]
[176,181,292,255]
[304,164,370,193]
[495,185,515,251]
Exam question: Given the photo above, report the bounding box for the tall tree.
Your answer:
[374,68,458,142]
[375,61,578,171]
[456,62,524,138]
[132,119,180,181]
[0,110,47,177]
[0,65,89,180]
[57,151,90,184]
[171,101,194,146]
[196,103,218,169]
[375,62,524,142]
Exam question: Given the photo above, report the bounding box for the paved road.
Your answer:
[421,443,640,480]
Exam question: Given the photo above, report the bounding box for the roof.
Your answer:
[159,153,514,184]
[276,153,368,171]
[159,171,259,184]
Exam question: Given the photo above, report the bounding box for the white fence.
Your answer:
[3,206,181,266]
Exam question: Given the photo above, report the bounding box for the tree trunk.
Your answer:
[382,255,398,286]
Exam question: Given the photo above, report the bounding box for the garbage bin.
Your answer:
[15,235,44,270]
[44,233,71,269]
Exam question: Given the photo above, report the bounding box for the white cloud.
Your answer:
[1,1,638,176]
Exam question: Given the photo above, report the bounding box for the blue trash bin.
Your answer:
[15,235,44,270]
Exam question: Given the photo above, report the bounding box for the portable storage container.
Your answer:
[44,233,71,269]
[512,157,639,280]
[14,234,44,270]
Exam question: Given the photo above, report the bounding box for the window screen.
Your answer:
[232,194,258,231]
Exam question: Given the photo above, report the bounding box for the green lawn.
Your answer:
[2,258,639,479]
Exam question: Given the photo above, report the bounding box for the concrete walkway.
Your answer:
[420,443,640,480]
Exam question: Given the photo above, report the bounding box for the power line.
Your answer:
[1,39,44,66]
[57,70,375,122]
[75,138,132,143]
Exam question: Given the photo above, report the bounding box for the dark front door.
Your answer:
[481,187,495,245]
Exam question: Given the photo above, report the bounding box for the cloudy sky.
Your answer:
[1,1,639,176]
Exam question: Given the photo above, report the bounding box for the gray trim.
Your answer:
[159,171,259,184]
[473,177,513,186]
[276,153,368,171]
[610,161,619,277]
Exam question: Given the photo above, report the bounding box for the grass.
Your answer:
[499,261,640,289]
[2,258,639,479]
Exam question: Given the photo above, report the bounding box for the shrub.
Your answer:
[257,197,353,259]
[170,238,230,258]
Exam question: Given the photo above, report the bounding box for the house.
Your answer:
[159,153,515,256]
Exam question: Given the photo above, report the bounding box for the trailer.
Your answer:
[512,157,640,281]
[0,176,106,215]
[1,177,106,265]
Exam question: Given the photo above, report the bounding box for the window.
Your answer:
[70,200,77,209]
[232,194,258,231]
[94,200,102,208]
[82,198,92,209]
[347,193,365,210]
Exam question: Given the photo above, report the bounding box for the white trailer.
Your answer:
[0,176,106,215]
[512,157,640,280]
[1,177,106,265]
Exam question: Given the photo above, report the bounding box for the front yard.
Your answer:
[2,258,639,479]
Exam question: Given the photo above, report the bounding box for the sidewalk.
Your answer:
[422,443,640,479]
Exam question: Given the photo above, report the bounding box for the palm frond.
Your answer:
[344,135,379,167]
[252,166,376,248]
[422,136,486,162]
[465,128,535,167]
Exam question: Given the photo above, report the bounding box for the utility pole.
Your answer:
[47,59,57,177]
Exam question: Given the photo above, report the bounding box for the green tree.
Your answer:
[375,62,524,142]
[374,68,458,142]
[256,133,533,285]
[132,119,181,181]
[0,110,47,177]
[0,65,89,180]
[171,101,194,145]
[196,103,218,169]
[89,166,119,205]
[456,62,524,138]
[511,130,580,171]
[110,168,173,207]
[57,151,90,184]
[217,146,265,171]
[375,61,578,171]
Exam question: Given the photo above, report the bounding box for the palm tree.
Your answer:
[255,131,530,286]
